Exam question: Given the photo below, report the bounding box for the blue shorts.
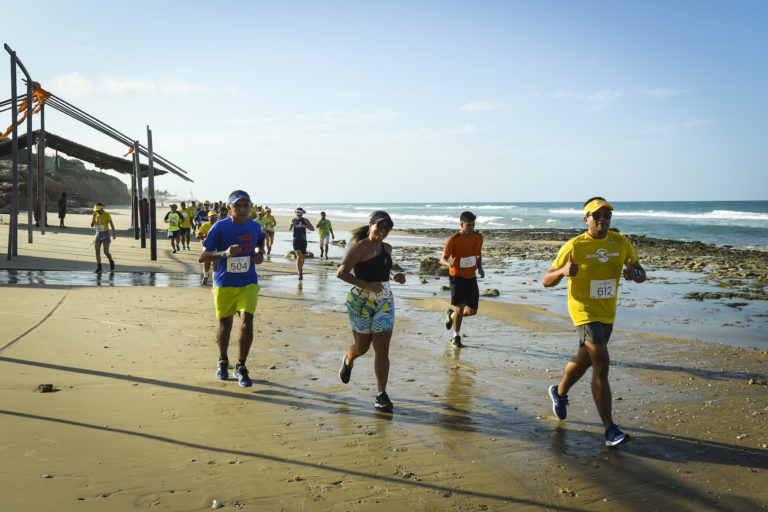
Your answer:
[346,286,395,334]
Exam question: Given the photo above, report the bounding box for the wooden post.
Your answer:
[147,126,157,261]
[39,106,47,234]
[7,48,19,258]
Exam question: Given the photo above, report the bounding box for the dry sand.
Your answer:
[0,209,766,511]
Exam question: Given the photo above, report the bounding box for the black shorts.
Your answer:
[293,239,307,254]
[180,227,190,236]
[576,322,613,347]
[168,230,180,239]
[449,275,479,310]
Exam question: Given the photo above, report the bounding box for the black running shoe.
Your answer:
[374,392,393,411]
[339,355,352,384]
[444,308,453,330]
[451,335,463,348]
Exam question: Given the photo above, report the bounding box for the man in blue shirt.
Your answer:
[199,190,265,387]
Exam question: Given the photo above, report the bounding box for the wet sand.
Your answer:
[0,210,767,511]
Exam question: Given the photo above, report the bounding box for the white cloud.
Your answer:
[586,89,624,104]
[47,72,218,98]
[460,101,502,111]
[49,72,95,97]
[639,88,689,98]
[102,78,156,96]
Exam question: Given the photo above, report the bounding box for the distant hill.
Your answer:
[0,154,130,212]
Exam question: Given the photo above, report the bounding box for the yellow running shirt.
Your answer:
[552,230,638,326]
[181,207,195,228]
[263,214,276,232]
[93,212,112,232]
[198,221,213,239]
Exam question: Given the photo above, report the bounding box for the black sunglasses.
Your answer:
[590,211,612,220]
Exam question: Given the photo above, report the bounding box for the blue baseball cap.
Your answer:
[228,193,251,205]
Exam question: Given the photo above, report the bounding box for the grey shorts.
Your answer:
[576,322,613,347]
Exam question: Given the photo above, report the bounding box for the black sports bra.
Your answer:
[353,249,392,282]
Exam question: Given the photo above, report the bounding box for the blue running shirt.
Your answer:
[203,218,264,287]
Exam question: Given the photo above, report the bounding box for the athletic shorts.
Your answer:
[449,275,479,310]
[94,232,111,245]
[346,285,395,334]
[213,283,260,319]
[180,227,190,235]
[576,322,613,347]
[293,239,307,254]
[319,235,330,247]
[168,230,180,239]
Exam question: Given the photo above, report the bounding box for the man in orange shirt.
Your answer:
[440,211,484,347]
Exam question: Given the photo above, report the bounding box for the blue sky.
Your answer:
[3,1,767,203]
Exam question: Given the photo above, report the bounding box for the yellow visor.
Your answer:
[583,199,613,213]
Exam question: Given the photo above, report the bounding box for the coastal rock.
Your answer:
[419,256,449,276]
[331,239,347,248]
[36,384,54,393]
[482,288,500,297]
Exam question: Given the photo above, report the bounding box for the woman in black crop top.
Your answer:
[336,211,406,412]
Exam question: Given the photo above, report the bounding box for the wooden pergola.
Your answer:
[2,43,192,261]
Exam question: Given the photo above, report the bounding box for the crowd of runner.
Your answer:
[90,193,644,447]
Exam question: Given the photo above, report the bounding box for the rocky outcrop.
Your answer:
[0,155,130,212]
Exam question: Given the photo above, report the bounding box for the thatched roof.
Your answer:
[0,129,167,177]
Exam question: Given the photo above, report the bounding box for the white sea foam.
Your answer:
[548,208,768,223]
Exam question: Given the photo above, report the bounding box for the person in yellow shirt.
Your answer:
[542,197,646,447]
[196,210,218,285]
[164,204,182,253]
[90,203,116,273]
[263,207,276,255]
[178,201,195,251]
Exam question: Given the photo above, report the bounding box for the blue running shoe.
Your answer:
[548,384,568,420]
[605,424,630,447]
[216,359,229,380]
[234,364,252,388]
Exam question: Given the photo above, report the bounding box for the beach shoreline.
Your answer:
[1,206,767,510]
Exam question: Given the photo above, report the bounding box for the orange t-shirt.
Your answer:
[443,231,483,278]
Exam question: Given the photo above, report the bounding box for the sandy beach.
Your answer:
[1,208,766,511]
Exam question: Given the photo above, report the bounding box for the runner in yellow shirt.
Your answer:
[164,204,182,253]
[90,203,116,273]
[263,207,276,255]
[316,211,335,259]
[542,197,646,447]
[178,201,194,251]
[196,210,218,285]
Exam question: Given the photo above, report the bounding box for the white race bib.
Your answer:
[590,279,616,299]
[372,281,392,300]
[459,255,477,268]
[95,224,105,232]
[226,256,250,273]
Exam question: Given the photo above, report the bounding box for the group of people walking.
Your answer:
[90,192,645,447]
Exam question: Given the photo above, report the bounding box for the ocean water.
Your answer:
[263,201,768,250]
